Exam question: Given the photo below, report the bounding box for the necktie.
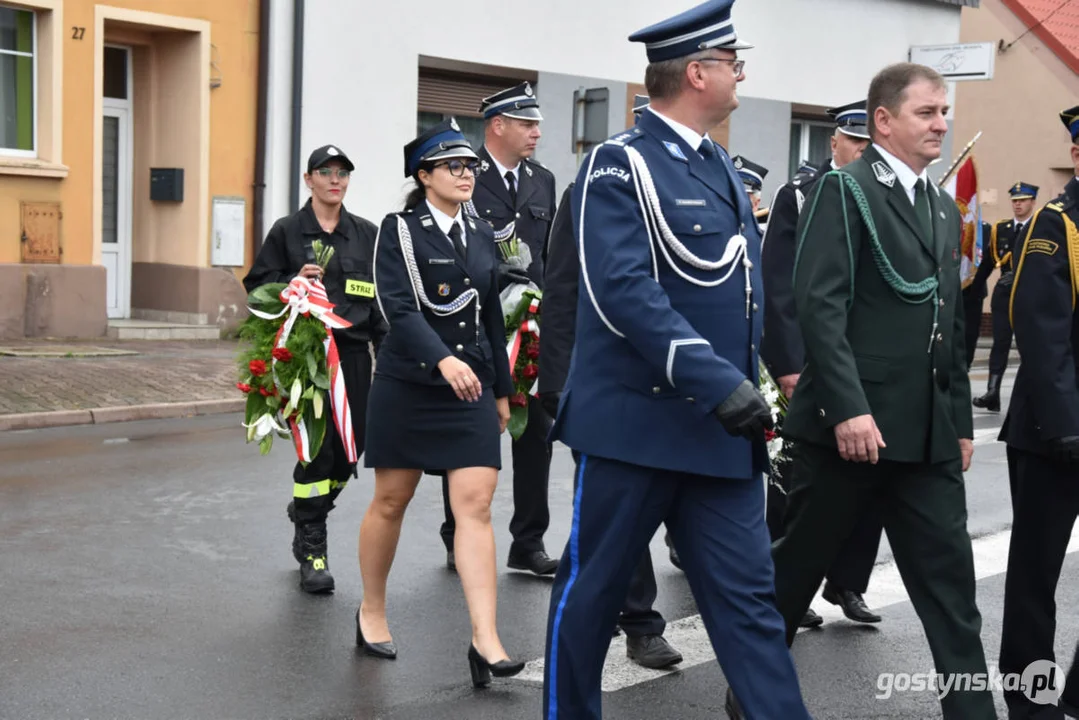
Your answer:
[505,171,517,208]
[698,138,716,159]
[448,222,466,260]
[914,178,933,242]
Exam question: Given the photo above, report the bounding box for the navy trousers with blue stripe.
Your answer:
[543,454,810,720]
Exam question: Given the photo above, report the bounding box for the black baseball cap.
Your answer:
[307,144,354,173]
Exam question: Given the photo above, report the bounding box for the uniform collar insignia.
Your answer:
[467,219,476,231]
[420,215,434,227]
[525,165,533,177]
[480,159,490,174]
[872,161,896,188]
[663,141,688,162]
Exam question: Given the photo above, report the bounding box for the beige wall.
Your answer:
[954,0,1079,224]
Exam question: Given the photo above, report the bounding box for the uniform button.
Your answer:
[936,333,943,342]
[652,386,661,394]
[464,278,471,286]
[819,408,826,417]
[740,223,745,232]
[753,303,759,312]
[939,298,945,307]
[516,212,521,219]
[693,224,702,232]
[751,344,756,352]
[485,209,491,214]
[458,321,467,329]
[455,344,464,352]
[687,397,695,403]
[420,362,427,369]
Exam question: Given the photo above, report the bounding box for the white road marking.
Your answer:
[516,454,1074,694]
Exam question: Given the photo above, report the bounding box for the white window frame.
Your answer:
[0,3,37,158]
[790,119,832,170]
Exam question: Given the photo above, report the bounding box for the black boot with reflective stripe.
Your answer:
[297,521,334,594]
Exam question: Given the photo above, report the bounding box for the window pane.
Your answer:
[0,52,33,151]
[808,125,832,166]
[788,123,801,180]
[104,47,128,100]
[102,116,119,244]
[0,7,32,53]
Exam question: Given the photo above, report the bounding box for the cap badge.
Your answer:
[733,157,743,169]
[326,146,339,156]
[450,118,460,132]
[872,161,896,188]
[524,82,534,97]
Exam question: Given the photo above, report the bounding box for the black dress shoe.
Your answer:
[725,687,744,720]
[507,549,559,575]
[447,550,456,572]
[355,610,397,660]
[626,634,683,669]
[822,582,882,623]
[799,607,824,628]
[467,644,525,688]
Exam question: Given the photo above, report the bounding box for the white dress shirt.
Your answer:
[489,154,520,192]
[872,144,930,206]
[425,199,467,248]
[648,108,717,158]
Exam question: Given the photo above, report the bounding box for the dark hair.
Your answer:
[402,162,436,211]
[867,63,946,139]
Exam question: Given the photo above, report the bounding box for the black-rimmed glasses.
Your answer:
[434,159,480,177]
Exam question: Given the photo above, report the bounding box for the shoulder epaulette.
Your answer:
[604,127,645,147]
[1046,201,1065,212]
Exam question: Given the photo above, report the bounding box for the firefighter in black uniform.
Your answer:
[760,100,884,627]
[438,82,560,576]
[536,93,682,670]
[998,106,1079,718]
[244,144,386,594]
[970,181,1038,411]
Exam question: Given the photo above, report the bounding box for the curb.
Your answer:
[0,398,244,432]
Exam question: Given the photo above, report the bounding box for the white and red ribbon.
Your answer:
[506,298,541,396]
[248,277,356,463]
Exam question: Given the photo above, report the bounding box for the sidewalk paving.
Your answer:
[0,335,1017,432]
[0,339,241,431]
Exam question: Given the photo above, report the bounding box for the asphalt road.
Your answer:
[3,369,1077,720]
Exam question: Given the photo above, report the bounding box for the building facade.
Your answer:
[0,0,258,339]
[263,0,974,232]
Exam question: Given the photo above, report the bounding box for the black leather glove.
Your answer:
[497,262,531,291]
[539,391,561,420]
[1049,436,1079,466]
[714,380,774,439]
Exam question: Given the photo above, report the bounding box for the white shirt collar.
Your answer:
[488,153,520,188]
[648,108,713,157]
[872,143,930,204]
[425,200,466,246]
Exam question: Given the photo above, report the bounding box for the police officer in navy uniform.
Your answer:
[538,93,683,671]
[542,2,811,717]
[759,100,884,628]
[732,154,767,212]
[998,106,1079,719]
[244,144,386,594]
[439,81,561,576]
[970,181,1038,411]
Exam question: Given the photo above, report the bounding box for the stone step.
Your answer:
[106,319,221,341]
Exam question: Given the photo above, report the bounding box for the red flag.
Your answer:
[947,156,981,287]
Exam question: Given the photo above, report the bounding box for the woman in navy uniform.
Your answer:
[355,118,524,687]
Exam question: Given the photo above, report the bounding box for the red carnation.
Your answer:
[522,364,539,380]
[526,344,540,360]
[510,393,528,408]
[764,429,776,442]
[259,386,273,397]
[249,359,268,376]
[236,382,252,394]
[272,347,293,362]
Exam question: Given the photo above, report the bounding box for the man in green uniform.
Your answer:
[734,63,994,719]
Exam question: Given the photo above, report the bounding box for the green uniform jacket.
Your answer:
[784,145,974,464]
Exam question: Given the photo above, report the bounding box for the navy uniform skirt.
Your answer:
[364,374,502,472]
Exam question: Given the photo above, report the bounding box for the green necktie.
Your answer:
[914,178,933,241]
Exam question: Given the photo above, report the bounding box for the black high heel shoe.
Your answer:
[467,644,524,688]
[355,609,397,660]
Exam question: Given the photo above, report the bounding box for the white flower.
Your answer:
[244,412,288,442]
